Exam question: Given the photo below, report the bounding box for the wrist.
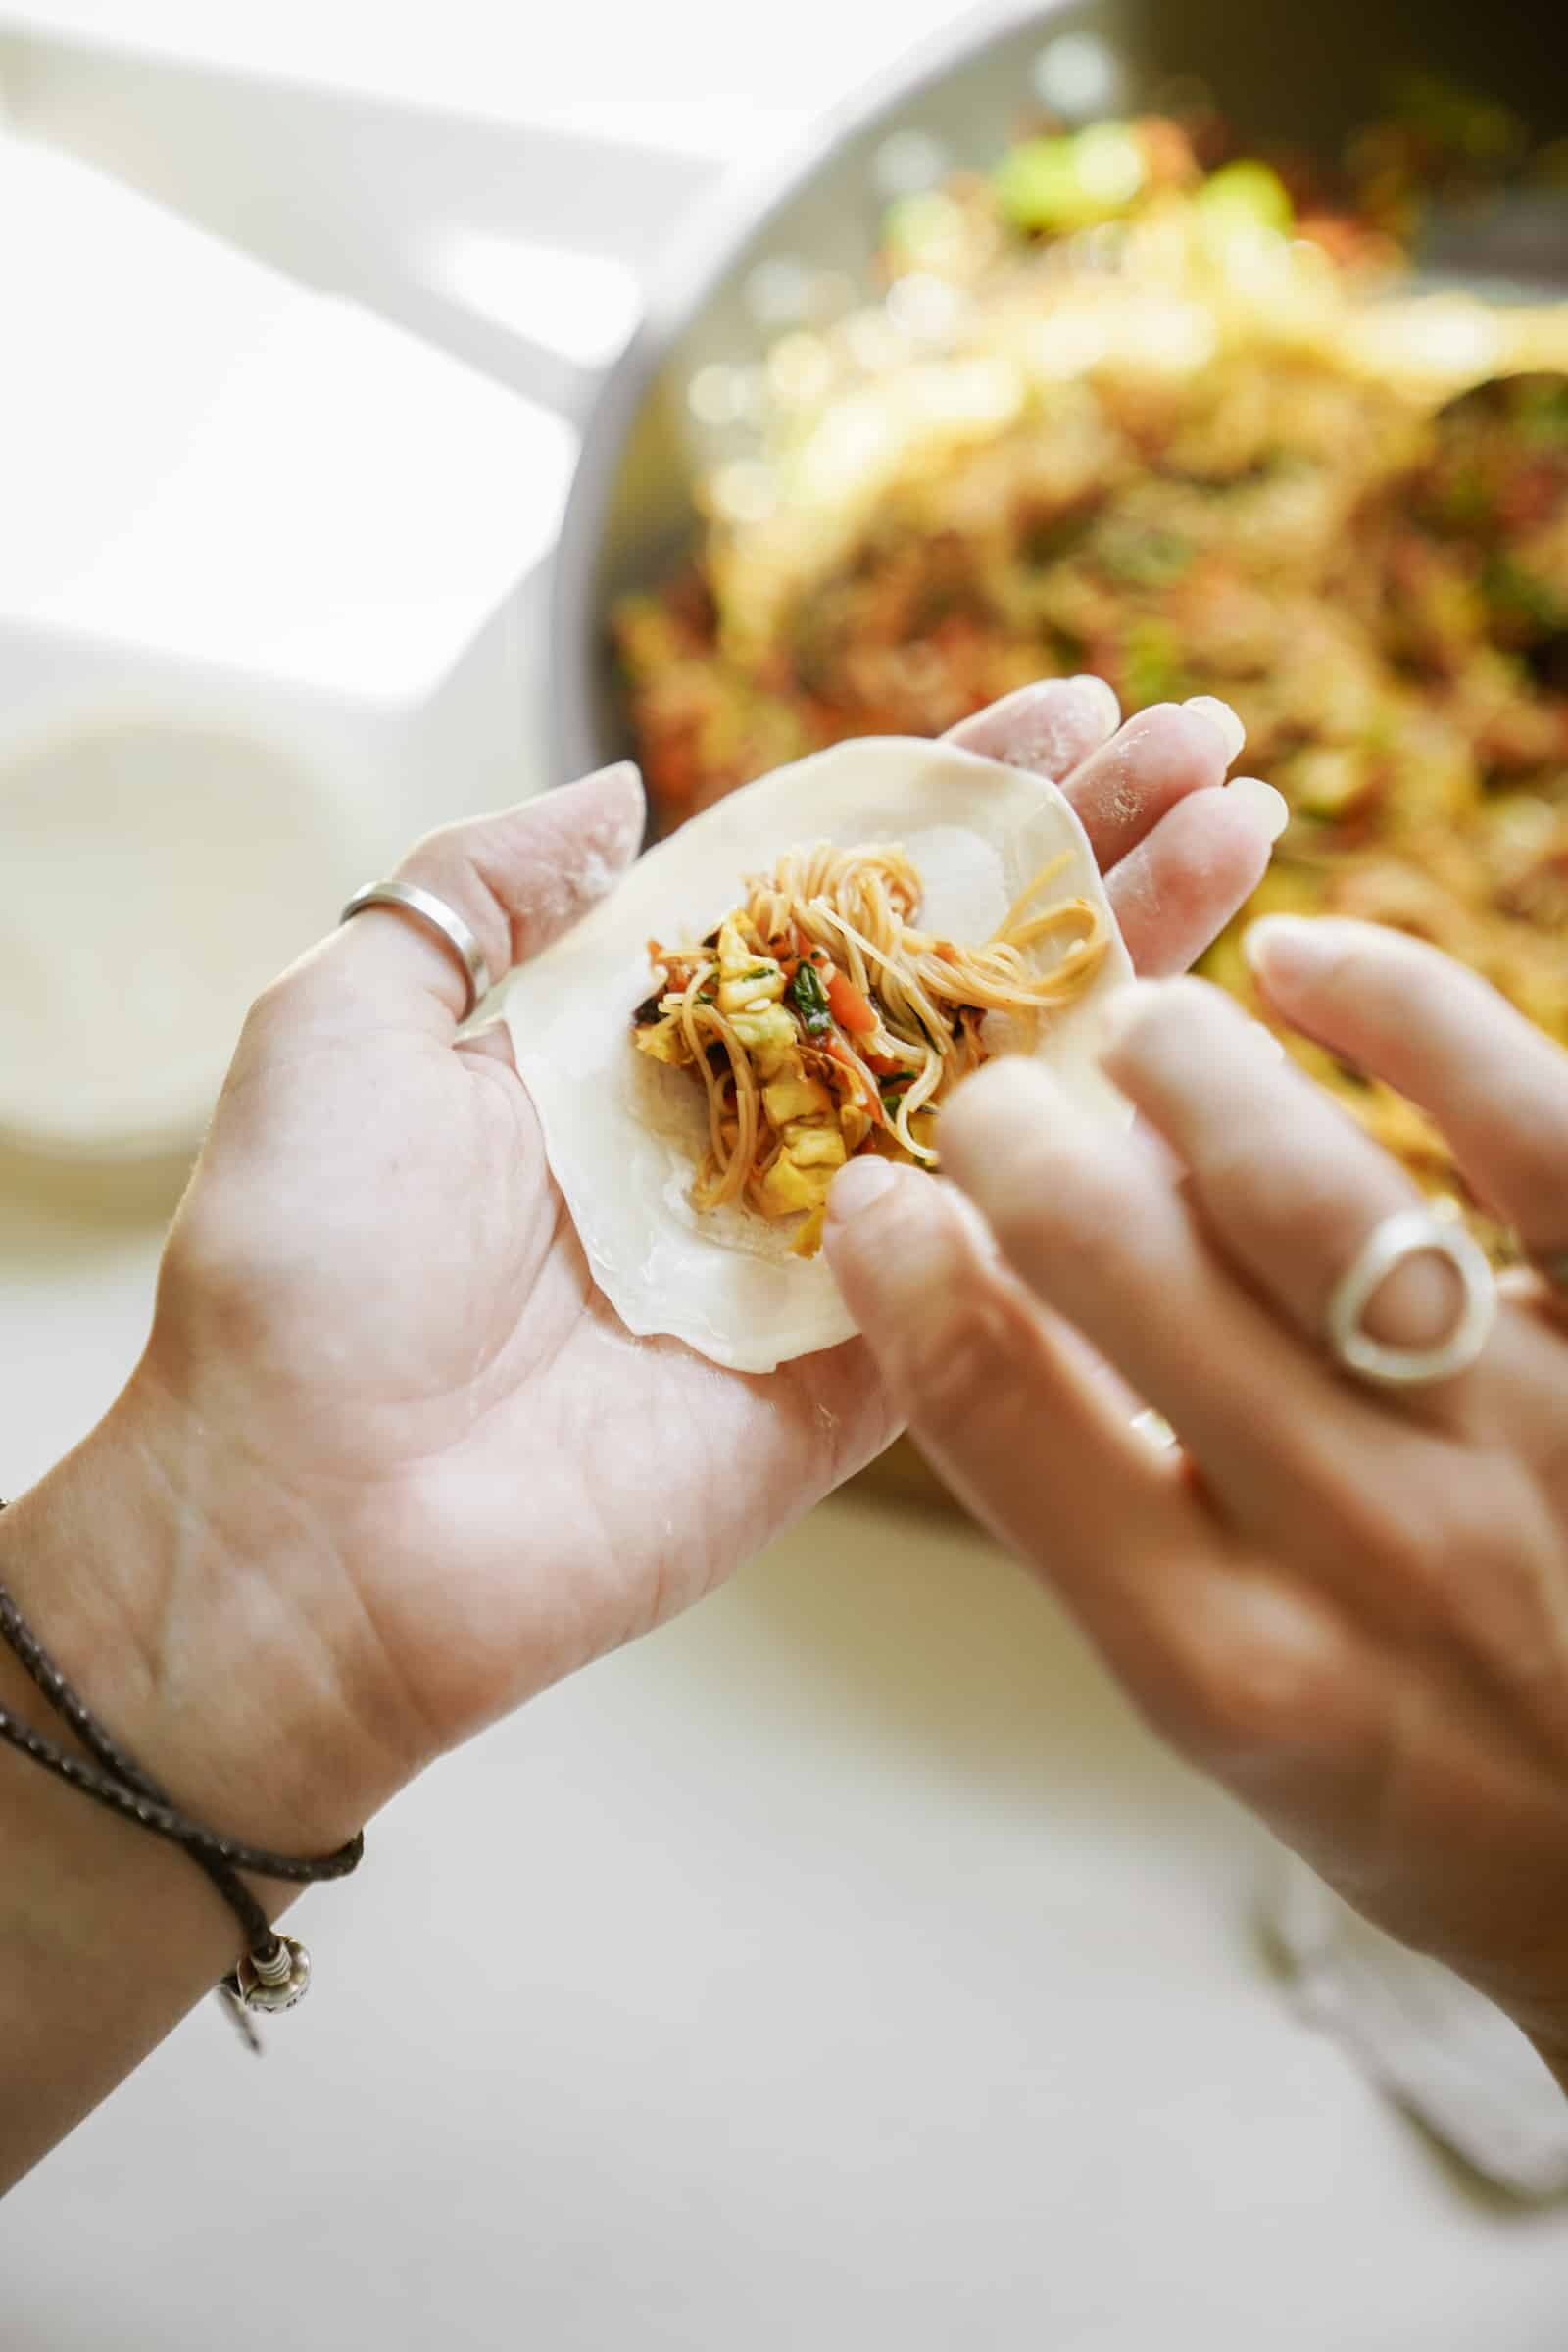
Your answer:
[0,1388,402,2186]
[2,1376,407,1863]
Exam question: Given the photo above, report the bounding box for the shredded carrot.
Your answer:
[825,968,878,1034]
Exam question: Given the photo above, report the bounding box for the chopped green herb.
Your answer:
[1122,617,1187,708]
[1097,524,1194,589]
[995,123,1147,236]
[788,960,832,1037]
[739,965,773,982]
[1195,160,1295,237]
[1483,556,1565,636]
[1429,464,1494,532]
[1515,378,1568,448]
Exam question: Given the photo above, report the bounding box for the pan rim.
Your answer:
[546,0,1077,783]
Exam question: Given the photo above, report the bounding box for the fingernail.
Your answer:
[1224,775,1290,843]
[1066,674,1123,735]
[564,760,646,885]
[588,758,645,817]
[1241,913,1324,981]
[564,758,641,796]
[1183,695,1246,765]
[827,1155,898,1226]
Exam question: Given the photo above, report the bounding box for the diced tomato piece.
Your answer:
[824,1033,873,1094]
[824,969,878,1034]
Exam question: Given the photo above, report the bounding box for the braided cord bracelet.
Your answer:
[0,1503,364,2050]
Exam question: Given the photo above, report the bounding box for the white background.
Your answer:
[3,0,983,154]
[5,5,1568,2345]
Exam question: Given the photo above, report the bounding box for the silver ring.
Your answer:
[341,880,492,1021]
[1324,1205,1496,1389]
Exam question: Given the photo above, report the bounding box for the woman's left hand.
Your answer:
[7,679,1276,1874]
[827,918,1568,2077]
[0,679,1287,2188]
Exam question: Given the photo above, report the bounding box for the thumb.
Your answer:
[290,761,645,1032]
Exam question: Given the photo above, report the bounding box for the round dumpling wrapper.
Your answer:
[504,736,1134,1373]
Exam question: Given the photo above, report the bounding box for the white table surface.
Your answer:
[5,7,1568,2342]
[8,1159,1568,2344]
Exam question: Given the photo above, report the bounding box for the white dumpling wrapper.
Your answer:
[504,736,1133,1373]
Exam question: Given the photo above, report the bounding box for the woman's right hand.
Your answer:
[826,917,1568,2081]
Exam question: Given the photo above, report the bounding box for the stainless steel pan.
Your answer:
[549,0,1566,786]
[547,0,1562,1510]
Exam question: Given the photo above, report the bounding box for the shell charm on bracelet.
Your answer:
[230,1935,313,2013]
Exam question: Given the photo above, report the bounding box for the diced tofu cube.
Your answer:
[784,1121,847,1170]
[716,917,752,976]
[790,1203,828,1259]
[632,1015,690,1067]
[763,1074,832,1126]
[757,1153,832,1218]
[718,967,785,1014]
[730,1002,798,1076]
[716,917,786,1010]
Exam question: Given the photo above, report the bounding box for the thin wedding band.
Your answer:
[1324,1205,1496,1389]
[341,880,492,1021]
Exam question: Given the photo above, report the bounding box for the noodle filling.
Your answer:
[631,840,1108,1256]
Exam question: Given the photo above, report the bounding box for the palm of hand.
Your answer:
[139,690,1270,1790]
[155,1007,881,1761]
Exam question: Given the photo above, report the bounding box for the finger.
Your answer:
[945,674,1122,781]
[1106,779,1286,978]
[823,1155,1368,1771]
[454,1019,517,1071]
[296,761,645,1034]
[822,1154,1202,1594]
[936,1054,1383,1537]
[1101,979,1470,1384]
[1052,698,1248,870]
[1245,917,1568,1282]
